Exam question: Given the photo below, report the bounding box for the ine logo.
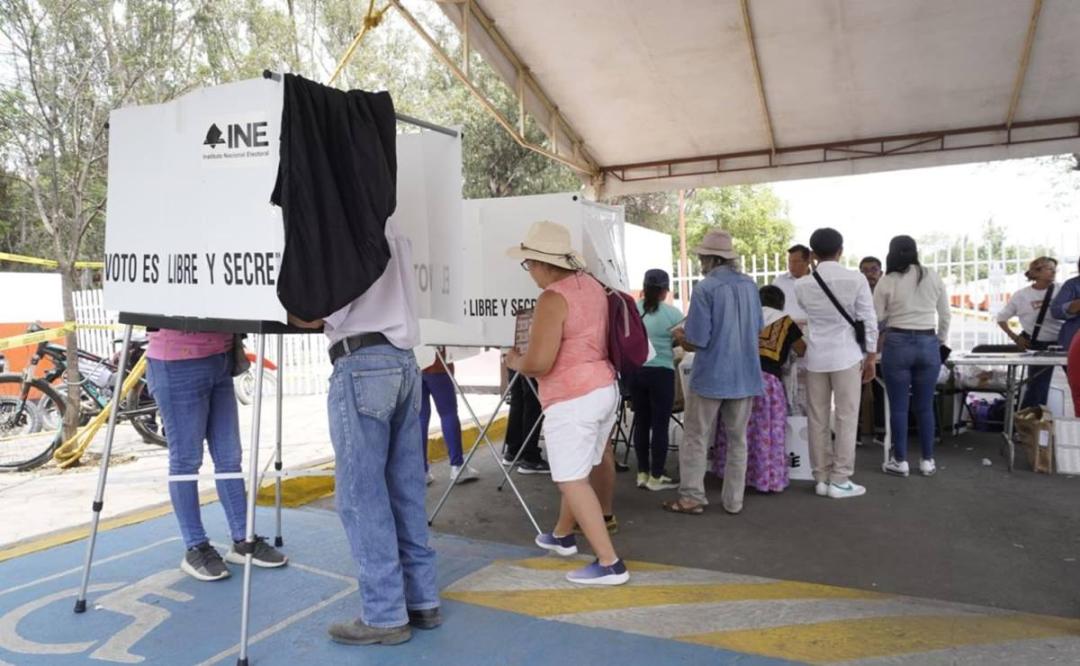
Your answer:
[201,118,271,163]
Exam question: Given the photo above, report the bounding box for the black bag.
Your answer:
[812,271,866,352]
[231,335,251,378]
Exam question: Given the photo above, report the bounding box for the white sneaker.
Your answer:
[883,458,910,477]
[636,472,649,488]
[827,481,867,499]
[645,475,678,491]
[920,459,937,476]
[425,471,435,486]
[815,482,828,497]
[450,465,480,484]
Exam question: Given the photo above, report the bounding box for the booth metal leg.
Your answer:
[237,335,267,666]
[497,404,544,492]
[1003,365,1017,472]
[427,351,541,534]
[74,325,135,613]
[274,334,284,547]
[876,377,891,470]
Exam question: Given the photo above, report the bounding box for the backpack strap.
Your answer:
[1030,283,1055,343]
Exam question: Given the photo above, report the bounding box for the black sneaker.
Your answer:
[225,536,288,568]
[181,542,231,581]
[407,607,442,630]
[517,460,551,475]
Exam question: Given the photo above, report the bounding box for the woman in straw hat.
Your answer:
[505,220,630,586]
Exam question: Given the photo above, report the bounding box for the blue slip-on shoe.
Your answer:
[566,558,630,586]
[535,532,578,556]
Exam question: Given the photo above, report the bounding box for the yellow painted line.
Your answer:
[680,613,1080,664]
[254,415,509,509]
[443,580,884,617]
[501,557,676,573]
[0,491,219,564]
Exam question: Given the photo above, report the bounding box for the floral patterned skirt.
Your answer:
[710,371,789,492]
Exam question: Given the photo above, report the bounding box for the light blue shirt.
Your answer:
[683,266,764,399]
[637,301,683,370]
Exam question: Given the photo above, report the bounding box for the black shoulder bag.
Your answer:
[811,271,866,352]
[1021,283,1055,349]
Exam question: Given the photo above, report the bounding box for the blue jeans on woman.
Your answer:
[327,344,439,628]
[147,353,248,549]
[881,331,941,462]
[420,372,463,468]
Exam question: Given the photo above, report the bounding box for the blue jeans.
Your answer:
[881,331,941,462]
[327,345,439,628]
[1021,341,1054,410]
[147,354,247,549]
[420,372,463,468]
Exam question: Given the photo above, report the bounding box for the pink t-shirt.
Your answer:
[537,274,615,410]
[146,330,232,361]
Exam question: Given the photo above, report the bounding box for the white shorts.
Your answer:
[542,383,619,482]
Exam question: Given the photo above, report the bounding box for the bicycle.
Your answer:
[0,325,165,472]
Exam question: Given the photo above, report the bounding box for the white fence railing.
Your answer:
[672,248,1078,353]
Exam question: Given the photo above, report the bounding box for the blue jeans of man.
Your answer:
[881,331,941,462]
[420,372,463,468]
[328,344,439,628]
[147,353,247,549]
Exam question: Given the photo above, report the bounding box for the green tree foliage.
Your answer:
[919,219,1053,282]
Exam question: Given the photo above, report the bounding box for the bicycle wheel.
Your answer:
[125,380,167,447]
[0,374,66,471]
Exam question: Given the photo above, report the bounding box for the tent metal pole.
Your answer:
[236,335,267,666]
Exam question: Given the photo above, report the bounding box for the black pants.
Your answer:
[629,366,675,478]
[505,369,543,463]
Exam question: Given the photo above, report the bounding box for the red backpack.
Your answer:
[592,276,649,375]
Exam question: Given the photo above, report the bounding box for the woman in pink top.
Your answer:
[146,330,287,580]
[505,221,628,586]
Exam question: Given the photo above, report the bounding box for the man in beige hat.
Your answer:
[668,229,763,515]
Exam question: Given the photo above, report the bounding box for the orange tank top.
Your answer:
[538,273,615,409]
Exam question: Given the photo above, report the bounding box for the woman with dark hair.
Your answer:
[873,235,950,478]
[998,257,1061,410]
[1050,259,1080,415]
[712,285,805,492]
[629,269,683,491]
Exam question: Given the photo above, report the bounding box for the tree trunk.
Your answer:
[59,264,82,445]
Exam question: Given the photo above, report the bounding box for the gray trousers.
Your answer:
[679,387,754,512]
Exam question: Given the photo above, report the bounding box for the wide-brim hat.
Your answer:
[693,229,738,259]
[506,220,586,271]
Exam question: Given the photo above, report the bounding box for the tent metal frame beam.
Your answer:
[602,115,1080,183]
[740,0,777,157]
[406,0,600,177]
[1006,0,1043,131]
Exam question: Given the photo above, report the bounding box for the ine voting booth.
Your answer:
[77,74,635,665]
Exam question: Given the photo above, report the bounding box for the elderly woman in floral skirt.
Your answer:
[712,286,805,492]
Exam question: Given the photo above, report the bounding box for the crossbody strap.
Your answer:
[811,270,857,330]
[1030,283,1055,343]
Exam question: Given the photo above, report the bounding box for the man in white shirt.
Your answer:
[290,220,441,646]
[795,228,878,499]
[772,244,811,324]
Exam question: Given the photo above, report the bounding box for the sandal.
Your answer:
[662,499,704,515]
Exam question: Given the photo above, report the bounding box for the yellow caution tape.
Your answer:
[53,355,148,468]
[0,252,104,269]
[0,324,75,352]
[0,323,140,352]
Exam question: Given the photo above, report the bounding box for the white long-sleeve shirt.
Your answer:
[772,272,807,323]
[873,267,950,344]
[794,261,879,373]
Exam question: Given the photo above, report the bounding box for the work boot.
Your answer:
[328,619,411,646]
[408,607,443,630]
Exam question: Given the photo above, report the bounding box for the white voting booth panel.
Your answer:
[426,193,629,348]
[623,224,674,294]
[1,272,63,323]
[103,77,466,327]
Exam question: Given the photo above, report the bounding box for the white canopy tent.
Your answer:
[429,0,1080,196]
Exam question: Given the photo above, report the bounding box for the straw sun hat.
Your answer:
[506,220,586,271]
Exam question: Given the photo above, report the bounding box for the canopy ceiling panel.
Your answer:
[436,0,1080,196]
